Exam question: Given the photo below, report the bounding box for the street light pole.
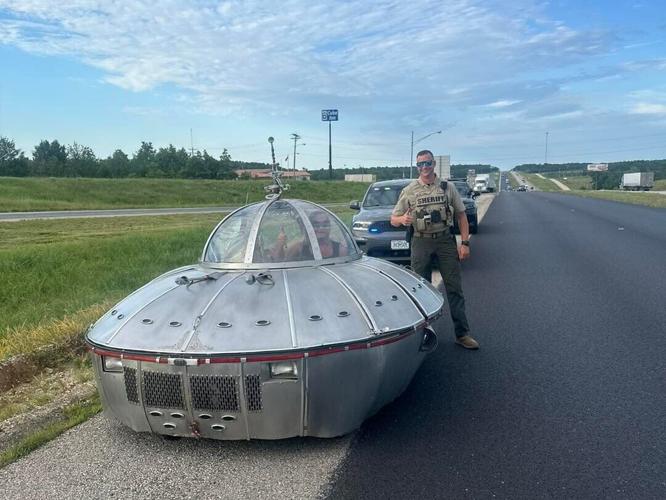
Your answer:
[410,131,414,179]
[410,130,442,179]
[291,133,301,179]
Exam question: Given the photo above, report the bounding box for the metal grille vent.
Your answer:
[123,367,139,404]
[189,375,239,411]
[245,374,262,412]
[142,371,184,409]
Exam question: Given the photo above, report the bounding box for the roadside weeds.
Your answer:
[0,307,108,469]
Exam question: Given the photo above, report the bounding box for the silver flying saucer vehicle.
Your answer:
[86,147,444,440]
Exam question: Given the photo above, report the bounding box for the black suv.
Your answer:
[350,178,478,263]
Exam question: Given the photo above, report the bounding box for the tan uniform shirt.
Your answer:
[392,177,466,234]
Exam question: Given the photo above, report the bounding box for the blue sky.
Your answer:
[1,0,665,170]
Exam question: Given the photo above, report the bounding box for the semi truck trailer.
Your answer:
[473,173,496,193]
[621,172,654,191]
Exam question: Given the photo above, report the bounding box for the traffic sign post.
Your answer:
[322,109,338,179]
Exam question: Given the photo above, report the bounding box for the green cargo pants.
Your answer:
[410,231,471,338]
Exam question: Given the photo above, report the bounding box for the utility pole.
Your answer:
[291,133,301,179]
[545,131,549,166]
[190,128,194,156]
[321,109,338,180]
[410,131,414,179]
[328,121,332,180]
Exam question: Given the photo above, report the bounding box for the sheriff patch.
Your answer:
[416,195,446,206]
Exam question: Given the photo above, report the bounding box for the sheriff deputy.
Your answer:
[390,149,479,350]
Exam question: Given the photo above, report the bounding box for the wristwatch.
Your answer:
[461,240,470,247]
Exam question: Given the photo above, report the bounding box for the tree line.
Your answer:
[309,163,499,181]
[0,136,275,179]
[1,135,501,181]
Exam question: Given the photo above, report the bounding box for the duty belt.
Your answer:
[413,230,449,239]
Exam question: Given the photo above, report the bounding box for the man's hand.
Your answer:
[391,206,414,227]
[402,206,413,226]
[458,243,470,261]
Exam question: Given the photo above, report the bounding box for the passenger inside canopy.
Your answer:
[258,208,348,262]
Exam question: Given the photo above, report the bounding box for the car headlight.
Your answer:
[270,361,298,379]
[352,221,371,231]
[102,356,123,372]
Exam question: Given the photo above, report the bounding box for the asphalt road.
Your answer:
[0,203,350,222]
[327,192,666,499]
[1,192,663,499]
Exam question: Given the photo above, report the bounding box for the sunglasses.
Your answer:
[312,221,330,228]
[416,160,433,167]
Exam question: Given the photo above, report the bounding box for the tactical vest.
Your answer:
[408,180,453,234]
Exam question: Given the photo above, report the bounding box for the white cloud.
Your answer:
[485,100,522,108]
[631,102,666,115]
[0,0,613,120]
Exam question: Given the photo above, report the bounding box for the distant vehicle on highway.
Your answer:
[517,185,527,192]
[620,172,654,191]
[473,173,496,193]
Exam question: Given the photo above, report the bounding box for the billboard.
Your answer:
[587,163,608,172]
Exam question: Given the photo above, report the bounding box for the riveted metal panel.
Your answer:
[285,267,373,346]
[109,276,226,351]
[357,257,444,318]
[194,271,293,352]
[88,265,196,345]
[326,264,423,333]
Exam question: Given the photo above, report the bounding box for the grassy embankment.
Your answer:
[521,173,560,192]
[514,172,666,208]
[507,172,520,189]
[565,191,666,208]
[0,177,369,211]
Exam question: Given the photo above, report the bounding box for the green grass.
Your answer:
[0,216,219,337]
[508,173,520,189]
[566,190,666,208]
[653,179,666,190]
[0,394,101,469]
[521,173,559,192]
[559,175,592,190]
[0,177,369,212]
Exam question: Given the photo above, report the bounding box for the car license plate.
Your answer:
[391,240,409,250]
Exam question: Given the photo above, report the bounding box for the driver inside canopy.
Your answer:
[254,202,348,262]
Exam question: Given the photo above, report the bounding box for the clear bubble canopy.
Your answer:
[202,199,360,268]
